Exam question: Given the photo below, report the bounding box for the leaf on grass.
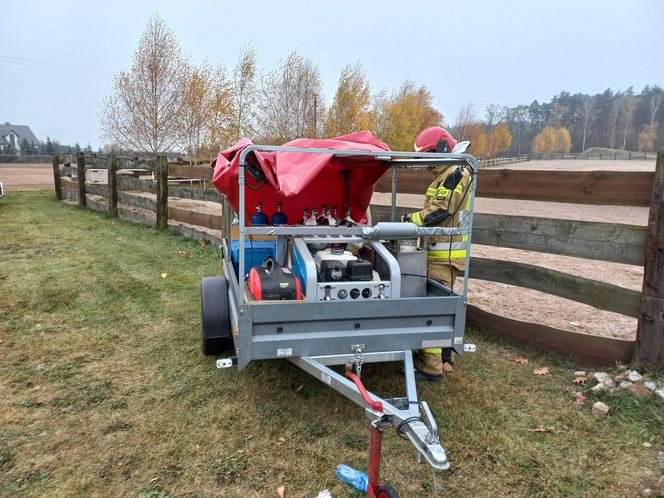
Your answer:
[277,485,285,498]
[161,272,169,278]
[575,392,586,403]
[531,424,553,433]
[515,357,529,365]
[199,240,206,248]
[572,376,587,384]
[178,250,191,257]
[442,362,455,373]
[533,367,550,376]
[276,437,286,445]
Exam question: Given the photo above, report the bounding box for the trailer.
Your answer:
[201,145,478,498]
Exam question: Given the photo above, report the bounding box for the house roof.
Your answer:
[0,122,39,143]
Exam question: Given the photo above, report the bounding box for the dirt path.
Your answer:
[0,163,53,190]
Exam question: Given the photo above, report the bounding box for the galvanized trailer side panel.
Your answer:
[225,257,467,369]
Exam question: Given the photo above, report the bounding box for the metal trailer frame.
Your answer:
[211,145,478,490]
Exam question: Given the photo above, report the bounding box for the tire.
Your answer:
[201,276,233,356]
[376,485,400,498]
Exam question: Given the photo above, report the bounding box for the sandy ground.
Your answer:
[504,159,655,171]
[0,163,53,190]
[4,160,651,340]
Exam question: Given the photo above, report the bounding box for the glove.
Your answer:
[401,214,412,223]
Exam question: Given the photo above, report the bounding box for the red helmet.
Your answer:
[414,127,457,153]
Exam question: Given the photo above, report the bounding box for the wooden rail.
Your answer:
[536,151,658,161]
[478,155,528,168]
[375,169,654,206]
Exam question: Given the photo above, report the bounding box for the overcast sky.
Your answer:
[1,0,662,148]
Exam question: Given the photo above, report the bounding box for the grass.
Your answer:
[1,190,663,497]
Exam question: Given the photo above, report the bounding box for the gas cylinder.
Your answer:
[251,201,269,226]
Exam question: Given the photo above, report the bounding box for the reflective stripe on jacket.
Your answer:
[410,165,472,271]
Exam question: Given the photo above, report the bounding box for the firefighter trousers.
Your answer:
[414,262,458,376]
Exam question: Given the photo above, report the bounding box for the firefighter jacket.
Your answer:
[409,164,472,271]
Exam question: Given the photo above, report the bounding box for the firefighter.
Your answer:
[403,127,473,382]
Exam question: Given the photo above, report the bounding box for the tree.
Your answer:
[639,122,659,152]
[555,127,572,153]
[621,94,638,150]
[455,103,477,140]
[231,45,258,140]
[463,122,487,157]
[487,122,512,158]
[575,96,596,151]
[19,138,34,155]
[532,126,571,154]
[182,64,213,162]
[258,50,324,143]
[204,64,234,157]
[372,81,442,151]
[323,62,371,137]
[650,94,662,126]
[484,104,504,129]
[100,14,190,155]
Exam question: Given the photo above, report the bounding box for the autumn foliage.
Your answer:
[531,126,572,154]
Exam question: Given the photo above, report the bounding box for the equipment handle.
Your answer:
[346,372,383,412]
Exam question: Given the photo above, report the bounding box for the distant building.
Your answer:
[0,122,40,153]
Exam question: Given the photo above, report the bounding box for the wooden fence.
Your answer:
[52,152,664,367]
[535,151,657,161]
[372,154,663,367]
[477,155,528,168]
[53,153,222,243]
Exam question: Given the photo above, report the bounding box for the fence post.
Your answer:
[109,156,118,218]
[633,151,664,367]
[52,153,62,200]
[76,152,86,207]
[156,155,168,230]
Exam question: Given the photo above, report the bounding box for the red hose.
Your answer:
[345,372,383,412]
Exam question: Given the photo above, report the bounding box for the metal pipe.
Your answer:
[390,163,398,222]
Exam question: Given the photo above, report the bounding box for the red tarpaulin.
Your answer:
[211,131,392,225]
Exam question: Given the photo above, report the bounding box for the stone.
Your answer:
[655,389,664,402]
[627,370,643,383]
[614,374,627,383]
[591,383,608,393]
[628,383,653,399]
[643,381,657,391]
[593,372,611,383]
[642,488,653,497]
[574,371,587,377]
[602,379,617,389]
[619,381,634,390]
[643,442,653,448]
[592,401,610,417]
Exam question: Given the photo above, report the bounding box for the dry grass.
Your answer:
[1,191,663,498]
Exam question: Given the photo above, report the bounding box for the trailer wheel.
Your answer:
[376,485,400,498]
[201,276,232,356]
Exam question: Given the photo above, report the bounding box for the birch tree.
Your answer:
[231,45,258,140]
[101,14,190,155]
[182,64,212,162]
[324,62,371,137]
[575,96,596,152]
[204,64,234,157]
[258,50,324,143]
